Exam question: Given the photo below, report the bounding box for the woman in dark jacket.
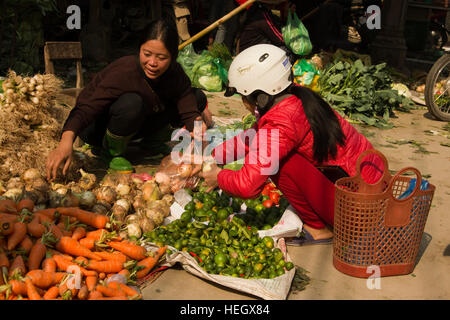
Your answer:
[46,19,210,180]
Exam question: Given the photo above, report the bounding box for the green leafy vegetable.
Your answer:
[318,58,416,128]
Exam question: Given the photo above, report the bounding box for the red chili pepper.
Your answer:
[189,252,202,263]
[240,274,245,277]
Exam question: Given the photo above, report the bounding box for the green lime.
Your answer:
[254,203,265,214]
[217,208,229,221]
[180,211,193,223]
[184,201,195,211]
[214,253,228,268]
[276,267,285,276]
[272,248,283,262]
[261,224,272,230]
[253,263,264,274]
[262,236,274,249]
[285,262,294,271]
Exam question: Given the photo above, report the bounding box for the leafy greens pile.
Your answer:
[318,59,416,128]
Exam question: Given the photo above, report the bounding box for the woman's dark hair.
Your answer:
[288,85,346,164]
[140,18,179,62]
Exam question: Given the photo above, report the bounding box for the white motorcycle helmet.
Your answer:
[224,44,292,97]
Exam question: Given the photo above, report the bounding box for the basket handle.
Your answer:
[354,149,391,192]
[384,167,422,227]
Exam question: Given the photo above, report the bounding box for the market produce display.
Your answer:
[144,185,294,279]
[0,169,170,300]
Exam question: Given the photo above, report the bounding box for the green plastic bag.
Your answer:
[177,43,200,81]
[191,52,222,92]
[282,11,313,56]
[292,59,319,85]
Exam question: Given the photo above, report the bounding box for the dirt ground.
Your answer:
[140,90,450,300]
[56,89,450,300]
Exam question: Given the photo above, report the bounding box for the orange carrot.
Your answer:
[34,212,53,224]
[0,199,17,214]
[17,199,34,213]
[71,226,86,241]
[86,260,124,273]
[33,208,60,221]
[8,255,26,277]
[26,215,46,238]
[86,229,108,240]
[7,222,27,250]
[43,286,60,300]
[56,236,102,261]
[25,277,42,300]
[53,254,97,277]
[94,251,127,263]
[58,280,78,300]
[57,207,109,229]
[88,290,103,300]
[26,270,66,289]
[85,275,98,292]
[0,219,14,236]
[48,224,64,240]
[95,284,126,297]
[108,281,141,298]
[136,246,167,279]
[108,240,147,261]
[0,250,10,268]
[48,250,73,261]
[8,279,26,296]
[98,272,106,280]
[118,269,130,278]
[77,284,89,300]
[28,239,47,271]
[3,279,45,296]
[79,237,96,250]
[42,257,56,273]
[18,235,33,255]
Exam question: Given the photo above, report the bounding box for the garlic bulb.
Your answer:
[91,203,109,215]
[125,214,141,225]
[114,199,131,213]
[79,169,96,190]
[22,168,41,184]
[161,194,175,206]
[116,183,131,197]
[3,188,23,202]
[127,223,142,239]
[139,218,155,233]
[145,209,165,226]
[78,191,96,209]
[6,177,24,190]
[95,186,116,205]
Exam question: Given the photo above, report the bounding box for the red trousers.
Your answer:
[272,153,336,229]
[272,153,383,229]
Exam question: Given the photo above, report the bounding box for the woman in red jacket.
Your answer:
[201,44,384,244]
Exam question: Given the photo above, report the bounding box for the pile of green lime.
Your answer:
[238,196,290,230]
[144,201,294,279]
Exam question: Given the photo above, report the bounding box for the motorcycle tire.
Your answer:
[425,54,450,121]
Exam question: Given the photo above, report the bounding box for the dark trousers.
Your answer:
[79,88,207,147]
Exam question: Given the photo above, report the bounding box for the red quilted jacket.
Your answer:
[213,95,383,198]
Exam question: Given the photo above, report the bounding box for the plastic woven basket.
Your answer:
[333,149,435,278]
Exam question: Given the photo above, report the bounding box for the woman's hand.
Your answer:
[199,161,222,192]
[46,131,75,181]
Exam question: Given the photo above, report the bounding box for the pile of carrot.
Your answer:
[0,199,167,300]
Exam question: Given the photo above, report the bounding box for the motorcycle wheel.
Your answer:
[425,54,450,121]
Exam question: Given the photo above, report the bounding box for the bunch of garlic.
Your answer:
[0,72,46,111]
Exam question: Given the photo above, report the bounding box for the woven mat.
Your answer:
[136,266,169,290]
